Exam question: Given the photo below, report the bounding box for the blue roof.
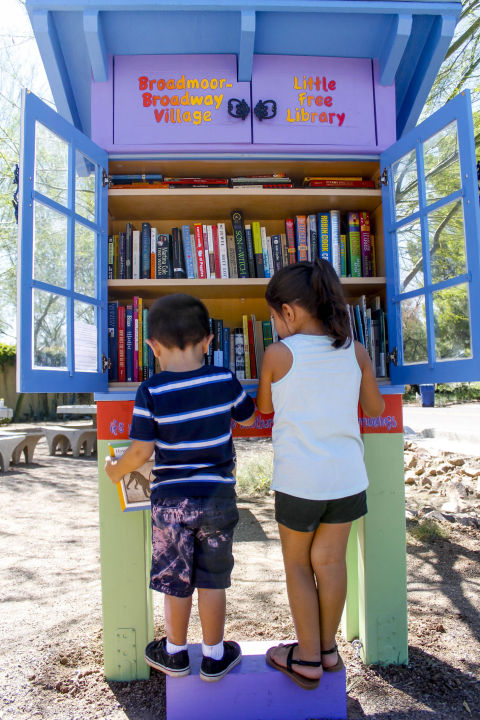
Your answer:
[26,0,461,142]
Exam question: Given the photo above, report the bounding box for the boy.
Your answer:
[105,293,256,681]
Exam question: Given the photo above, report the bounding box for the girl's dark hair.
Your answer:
[265,259,352,348]
[147,293,210,349]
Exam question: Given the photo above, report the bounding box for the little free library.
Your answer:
[17,0,480,698]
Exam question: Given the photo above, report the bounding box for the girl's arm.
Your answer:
[354,341,385,418]
[105,439,155,484]
[256,342,292,414]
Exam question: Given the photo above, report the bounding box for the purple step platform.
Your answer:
[166,640,347,720]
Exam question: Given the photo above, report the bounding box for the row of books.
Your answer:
[207,315,278,380]
[108,209,376,281]
[108,298,155,383]
[349,296,387,378]
[110,174,375,189]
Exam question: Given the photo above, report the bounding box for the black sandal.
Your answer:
[266,642,322,690]
[321,643,345,672]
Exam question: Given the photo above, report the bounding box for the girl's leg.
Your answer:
[164,594,193,646]
[197,588,226,645]
[310,522,352,668]
[269,523,322,680]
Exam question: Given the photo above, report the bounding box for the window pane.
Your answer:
[423,121,461,207]
[75,151,97,222]
[34,121,68,207]
[33,201,68,288]
[401,296,427,364]
[433,283,471,361]
[428,199,466,284]
[75,222,96,297]
[33,289,67,369]
[392,149,419,221]
[397,219,423,292]
[74,302,98,372]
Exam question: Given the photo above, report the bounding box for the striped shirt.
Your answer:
[130,365,255,499]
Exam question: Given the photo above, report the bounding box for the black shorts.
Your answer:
[275,490,367,533]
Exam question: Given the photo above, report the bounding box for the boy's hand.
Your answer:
[105,456,123,484]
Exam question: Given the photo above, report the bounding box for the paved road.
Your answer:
[403,403,480,456]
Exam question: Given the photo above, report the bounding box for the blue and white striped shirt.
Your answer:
[130,365,255,499]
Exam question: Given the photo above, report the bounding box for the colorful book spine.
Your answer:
[348,212,362,277]
[213,318,224,367]
[231,210,249,278]
[295,215,308,262]
[138,297,143,382]
[340,233,347,277]
[253,318,265,371]
[262,320,273,349]
[182,224,195,279]
[251,221,265,278]
[223,327,230,369]
[117,304,126,382]
[156,234,171,278]
[330,210,341,275]
[141,222,151,279]
[359,211,373,277]
[318,212,330,263]
[142,306,149,380]
[206,225,216,278]
[113,234,120,279]
[354,304,365,345]
[307,214,318,261]
[247,316,257,379]
[202,224,211,278]
[244,224,256,278]
[267,236,274,278]
[107,301,118,381]
[242,315,251,379]
[260,225,271,278]
[226,235,238,278]
[150,228,157,279]
[280,233,288,267]
[234,328,245,379]
[371,234,377,276]
[132,229,140,279]
[125,222,133,280]
[271,235,283,273]
[217,222,229,278]
[229,331,235,374]
[133,297,139,383]
[285,218,297,264]
[206,318,214,365]
[194,223,207,279]
[172,227,187,279]
[212,224,221,279]
[108,236,114,279]
[118,231,126,279]
[125,304,134,383]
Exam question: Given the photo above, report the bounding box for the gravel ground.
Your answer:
[0,430,479,719]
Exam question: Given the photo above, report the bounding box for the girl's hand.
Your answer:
[104,456,123,484]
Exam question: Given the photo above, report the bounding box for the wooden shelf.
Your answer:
[108,277,387,301]
[108,187,383,222]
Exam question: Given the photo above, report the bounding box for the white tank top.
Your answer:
[271,333,368,501]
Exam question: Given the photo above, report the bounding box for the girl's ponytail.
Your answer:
[265,259,352,349]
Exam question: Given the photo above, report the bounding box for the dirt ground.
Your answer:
[0,432,479,719]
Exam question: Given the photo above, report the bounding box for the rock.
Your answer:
[407,455,418,469]
[428,468,438,477]
[415,466,425,476]
[423,510,449,523]
[420,475,432,486]
[463,466,480,478]
[405,508,418,520]
[405,474,417,485]
[440,463,453,473]
[441,498,466,514]
[435,623,446,633]
[448,481,468,499]
[454,515,479,528]
[450,457,465,467]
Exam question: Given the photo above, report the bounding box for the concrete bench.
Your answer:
[9,431,44,464]
[0,434,27,472]
[41,426,97,458]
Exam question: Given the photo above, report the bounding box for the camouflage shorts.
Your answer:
[150,496,239,597]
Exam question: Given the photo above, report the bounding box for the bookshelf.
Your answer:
[107,158,388,387]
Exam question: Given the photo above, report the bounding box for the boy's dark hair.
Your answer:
[147,293,210,349]
[265,259,352,349]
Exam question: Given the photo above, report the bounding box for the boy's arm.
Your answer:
[236,409,256,426]
[354,341,385,418]
[105,440,154,484]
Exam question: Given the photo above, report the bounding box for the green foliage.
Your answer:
[236,455,273,495]
[408,518,449,543]
[0,343,15,368]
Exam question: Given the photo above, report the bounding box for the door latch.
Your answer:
[102,354,111,373]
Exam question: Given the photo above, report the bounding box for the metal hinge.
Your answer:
[102,354,111,372]
[388,347,398,366]
[102,170,111,188]
[379,168,388,186]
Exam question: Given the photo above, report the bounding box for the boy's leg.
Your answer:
[197,588,226,645]
[269,523,322,680]
[310,521,352,668]
[164,594,193,646]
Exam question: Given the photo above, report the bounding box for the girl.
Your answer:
[256,258,384,690]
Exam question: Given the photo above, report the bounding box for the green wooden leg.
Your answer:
[357,434,408,665]
[97,440,153,680]
[341,520,359,641]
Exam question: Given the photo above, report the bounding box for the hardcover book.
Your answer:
[150,228,157,279]
[271,235,283,274]
[247,316,257,379]
[212,318,224,367]
[156,234,171,279]
[125,304,134,383]
[141,222,151,279]
[133,297,139,383]
[132,229,140,279]
[207,225,216,278]
[202,224,211,278]
[125,222,133,280]
[108,301,118,382]
[194,223,207,279]
[318,212,330,263]
[119,231,126,280]
[212,224,221,279]
[234,328,245,379]
[285,218,297,264]
[251,222,265,278]
[242,315,251,379]
[260,225,271,278]
[330,210,341,275]
[294,215,308,262]
[230,210,249,279]
[217,222,229,278]
[347,212,362,277]
[118,304,126,382]
[108,236,114,280]
[359,211,373,277]
[243,224,256,278]
[223,327,230,369]
[307,214,318,261]
[171,227,187,279]
[182,224,195,279]
[226,235,238,278]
